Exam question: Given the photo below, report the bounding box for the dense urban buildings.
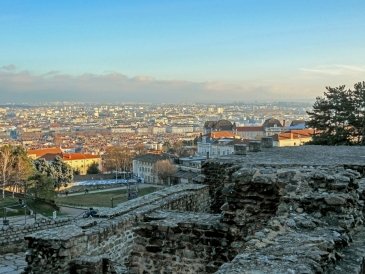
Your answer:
[0,102,314,181]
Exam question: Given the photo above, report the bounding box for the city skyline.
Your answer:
[1,1,364,103]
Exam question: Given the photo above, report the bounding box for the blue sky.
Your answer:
[0,0,364,103]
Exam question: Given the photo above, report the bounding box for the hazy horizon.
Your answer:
[1,1,364,103]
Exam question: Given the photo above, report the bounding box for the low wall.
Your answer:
[23,184,210,274]
[0,218,71,254]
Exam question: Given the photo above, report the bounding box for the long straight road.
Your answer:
[58,183,164,197]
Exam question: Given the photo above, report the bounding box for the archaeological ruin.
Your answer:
[4,145,365,273]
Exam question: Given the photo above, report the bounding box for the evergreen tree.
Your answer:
[34,157,73,189]
[307,82,365,145]
[351,82,365,144]
[11,146,34,196]
[87,162,100,174]
[28,173,56,200]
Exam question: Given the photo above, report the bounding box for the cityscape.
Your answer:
[0,102,311,151]
[0,1,364,273]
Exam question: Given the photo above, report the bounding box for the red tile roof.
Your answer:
[278,129,314,140]
[28,147,63,158]
[62,153,100,160]
[210,131,235,139]
[28,148,100,161]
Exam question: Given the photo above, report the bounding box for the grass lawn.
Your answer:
[0,195,58,217]
[55,187,158,208]
[0,196,25,217]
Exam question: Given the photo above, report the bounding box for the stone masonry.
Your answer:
[0,218,71,255]
[20,146,365,273]
[23,184,210,273]
[129,210,234,274]
[218,166,365,273]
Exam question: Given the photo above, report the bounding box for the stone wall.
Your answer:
[21,146,365,274]
[202,160,241,213]
[126,163,365,273]
[217,165,365,273]
[0,218,71,254]
[23,184,210,274]
[128,211,234,274]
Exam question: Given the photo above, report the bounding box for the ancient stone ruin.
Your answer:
[22,146,365,273]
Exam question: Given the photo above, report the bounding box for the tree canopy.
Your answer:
[0,145,34,198]
[28,173,56,200]
[34,156,73,189]
[103,146,132,172]
[87,162,100,174]
[153,159,176,185]
[307,82,365,145]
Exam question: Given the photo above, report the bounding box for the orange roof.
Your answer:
[278,129,314,140]
[62,153,100,161]
[28,147,63,158]
[210,131,235,139]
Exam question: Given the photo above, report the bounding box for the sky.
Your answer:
[0,0,364,103]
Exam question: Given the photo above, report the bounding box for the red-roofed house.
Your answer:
[28,147,63,160]
[273,129,314,147]
[62,153,102,175]
[28,148,102,175]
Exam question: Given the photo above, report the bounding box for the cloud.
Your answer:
[300,64,365,76]
[0,64,17,71]
[0,66,287,103]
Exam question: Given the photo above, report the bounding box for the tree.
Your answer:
[153,159,176,185]
[134,143,147,155]
[351,82,365,144]
[34,157,73,189]
[51,156,73,189]
[0,145,35,198]
[162,141,171,153]
[11,146,34,196]
[87,162,100,174]
[103,146,132,173]
[0,145,16,198]
[307,82,365,145]
[28,173,56,200]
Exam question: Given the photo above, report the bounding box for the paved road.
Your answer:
[58,183,164,197]
[59,206,85,217]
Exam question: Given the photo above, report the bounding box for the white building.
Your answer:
[132,154,175,184]
[262,118,285,136]
[149,126,166,135]
[166,125,194,134]
[197,136,244,158]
